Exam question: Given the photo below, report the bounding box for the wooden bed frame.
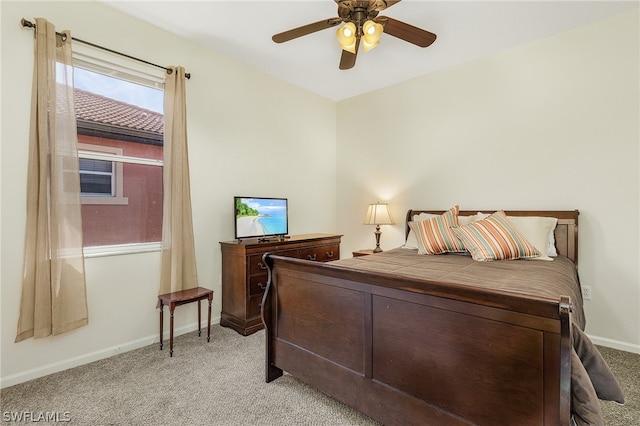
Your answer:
[261,210,579,425]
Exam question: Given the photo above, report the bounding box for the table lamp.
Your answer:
[363,202,395,253]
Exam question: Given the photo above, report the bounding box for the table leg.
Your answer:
[159,300,164,350]
[207,293,212,342]
[169,303,175,357]
[197,299,202,337]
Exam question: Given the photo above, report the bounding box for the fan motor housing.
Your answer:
[338,0,383,21]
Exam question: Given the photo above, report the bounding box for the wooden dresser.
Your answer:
[220,233,342,335]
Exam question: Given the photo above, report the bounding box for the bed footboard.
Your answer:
[261,254,572,426]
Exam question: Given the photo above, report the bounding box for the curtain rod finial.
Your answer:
[165,68,191,80]
[21,18,35,29]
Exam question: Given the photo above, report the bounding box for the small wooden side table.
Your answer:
[158,287,213,357]
[352,249,376,257]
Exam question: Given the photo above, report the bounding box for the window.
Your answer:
[78,143,128,205]
[72,50,165,254]
[80,158,114,196]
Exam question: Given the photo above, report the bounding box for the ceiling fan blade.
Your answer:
[339,39,359,70]
[380,16,436,48]
[272,18,342,43]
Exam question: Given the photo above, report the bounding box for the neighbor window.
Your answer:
[80,158,114,196]
[72,51,165,254]
[78,143,128,205]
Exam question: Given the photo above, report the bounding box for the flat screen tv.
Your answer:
[234,196,288,240]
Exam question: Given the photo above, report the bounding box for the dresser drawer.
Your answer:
[248,294,263,319]
[249,274,268,296]
[249,255,270,275]
[300,244,340,262]
[248,249,301,274]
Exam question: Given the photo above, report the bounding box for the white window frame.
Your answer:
[73,45,166,257]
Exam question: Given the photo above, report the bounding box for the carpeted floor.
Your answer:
[1,325,638,425]
[597,345,640,425]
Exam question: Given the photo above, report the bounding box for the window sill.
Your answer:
[81,196,129,205]
[83,242,161,258]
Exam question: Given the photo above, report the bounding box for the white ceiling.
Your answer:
[101,1,638,101]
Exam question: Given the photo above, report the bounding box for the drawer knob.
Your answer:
[257,262,268,270]
[307,254,317,261]
[258,282,266,290]
[326,251,334,258]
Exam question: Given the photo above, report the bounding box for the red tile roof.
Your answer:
[74,88,163,135]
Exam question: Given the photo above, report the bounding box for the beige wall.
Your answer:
[1,0,336,387]
[336,10,639,352]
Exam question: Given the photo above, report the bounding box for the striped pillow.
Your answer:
[408,206,466,255]
[451,210,541,261]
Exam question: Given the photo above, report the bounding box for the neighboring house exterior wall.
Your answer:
[78,134,163,246]
[75,88,164,247]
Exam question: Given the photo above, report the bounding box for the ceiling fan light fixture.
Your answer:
[364,20,383,37]
[336,22,357,53]
[362,20,383,52]
[362,39,379,52]
[272,0,437,70]
[363,20,383,41]
[343,40,357,54]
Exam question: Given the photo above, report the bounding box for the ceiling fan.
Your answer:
[272,0,437,70]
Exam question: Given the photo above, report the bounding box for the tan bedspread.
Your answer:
[332,247,586,329]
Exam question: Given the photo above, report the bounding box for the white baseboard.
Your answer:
[3,322,635,389]
[1,317,220,389]
[588,334,640,354]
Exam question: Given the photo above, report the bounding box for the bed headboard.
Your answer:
[405,209,579,263]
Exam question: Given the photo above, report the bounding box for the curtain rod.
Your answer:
[21,18,190,79]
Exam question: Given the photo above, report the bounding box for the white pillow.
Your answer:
[414,213,437,221]
[404,229,420,249]
[505,216,558,260]
[460,212,488,226]
[546,225,558,257]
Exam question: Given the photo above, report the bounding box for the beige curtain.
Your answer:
[159,66,198,295]
[16,18,88,342]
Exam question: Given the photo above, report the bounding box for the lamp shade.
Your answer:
[336,22,357,53]
[363,202,395,225]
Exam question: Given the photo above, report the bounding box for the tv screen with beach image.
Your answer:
[234,197,288,240]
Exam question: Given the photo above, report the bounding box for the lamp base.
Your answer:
[373,225,383,253]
